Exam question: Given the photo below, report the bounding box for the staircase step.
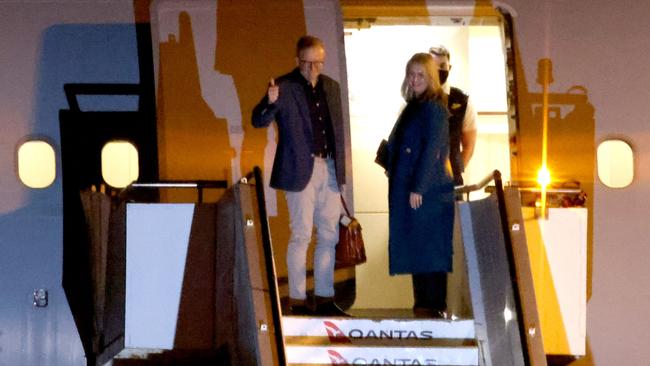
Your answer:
[285,344,478,365]
[282,316,478,365]
[282,316,476,340]
[284,336,476,347]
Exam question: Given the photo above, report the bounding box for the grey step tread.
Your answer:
[283,308,469,320]
[346,308,467,319]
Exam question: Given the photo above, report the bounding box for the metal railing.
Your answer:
[455,170,540,366]
[244,167,287,366]
[119,180,228,203]
[454,169,501,200]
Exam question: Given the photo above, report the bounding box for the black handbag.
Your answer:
[375,139,389,170]
[335,195,367,268]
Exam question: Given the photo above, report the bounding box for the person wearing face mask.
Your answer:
[429,46,478,186]
[384,53,455,319]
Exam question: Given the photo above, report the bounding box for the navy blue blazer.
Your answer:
[252,68,346,192]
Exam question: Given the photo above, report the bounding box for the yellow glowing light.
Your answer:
[101,141,139,188]
[18,140,56,188]
[537,166,551,188]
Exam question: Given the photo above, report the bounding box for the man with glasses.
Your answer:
[252,35,347,316]
[429,45,478,186]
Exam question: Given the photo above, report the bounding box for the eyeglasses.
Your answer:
[299,59,324,68]
[429,46,450,57]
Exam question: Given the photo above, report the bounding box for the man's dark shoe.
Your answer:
[288,304,313,316]
[413,306,436,318]
[413,307,450,320]
[286,298,313,316]
[433,310,450,320]
[314,298,349,317]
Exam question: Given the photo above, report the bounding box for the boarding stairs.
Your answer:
[273,170,547,366]
[74,169,547,366]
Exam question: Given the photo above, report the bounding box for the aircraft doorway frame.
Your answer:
[341,7,518,311]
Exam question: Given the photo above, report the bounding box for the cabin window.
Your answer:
[18,140,56,188]
[101,141,139,188]
[597,139,633,188]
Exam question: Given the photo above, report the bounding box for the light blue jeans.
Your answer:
[285,158,340,300]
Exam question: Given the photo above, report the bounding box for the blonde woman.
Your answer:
[385,52,455,318]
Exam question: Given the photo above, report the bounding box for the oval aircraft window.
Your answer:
[101,141,139,188]
[18,140,56,188]
[597,139,633,188]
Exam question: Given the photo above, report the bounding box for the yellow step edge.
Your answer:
[283,335,477,348]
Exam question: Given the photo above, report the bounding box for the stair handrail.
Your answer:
[118,179,228,203]
[454,169,501,200]
[244,167,287,366]
[457,169,537,366]
[492,172,533,366]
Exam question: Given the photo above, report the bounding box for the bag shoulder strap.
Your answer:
[340,194,351,217]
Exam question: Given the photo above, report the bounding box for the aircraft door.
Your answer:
[58,82,158,362]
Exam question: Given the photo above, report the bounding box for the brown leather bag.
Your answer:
[335,195,367,268]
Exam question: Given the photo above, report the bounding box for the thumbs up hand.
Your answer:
[268,78,279,104]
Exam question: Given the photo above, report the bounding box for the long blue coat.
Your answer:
[386,99,455,275]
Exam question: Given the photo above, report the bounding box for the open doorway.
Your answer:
[343,16,512,309]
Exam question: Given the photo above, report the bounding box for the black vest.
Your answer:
[448,87,469,185]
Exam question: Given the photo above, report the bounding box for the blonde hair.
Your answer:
[400,52,446,105]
